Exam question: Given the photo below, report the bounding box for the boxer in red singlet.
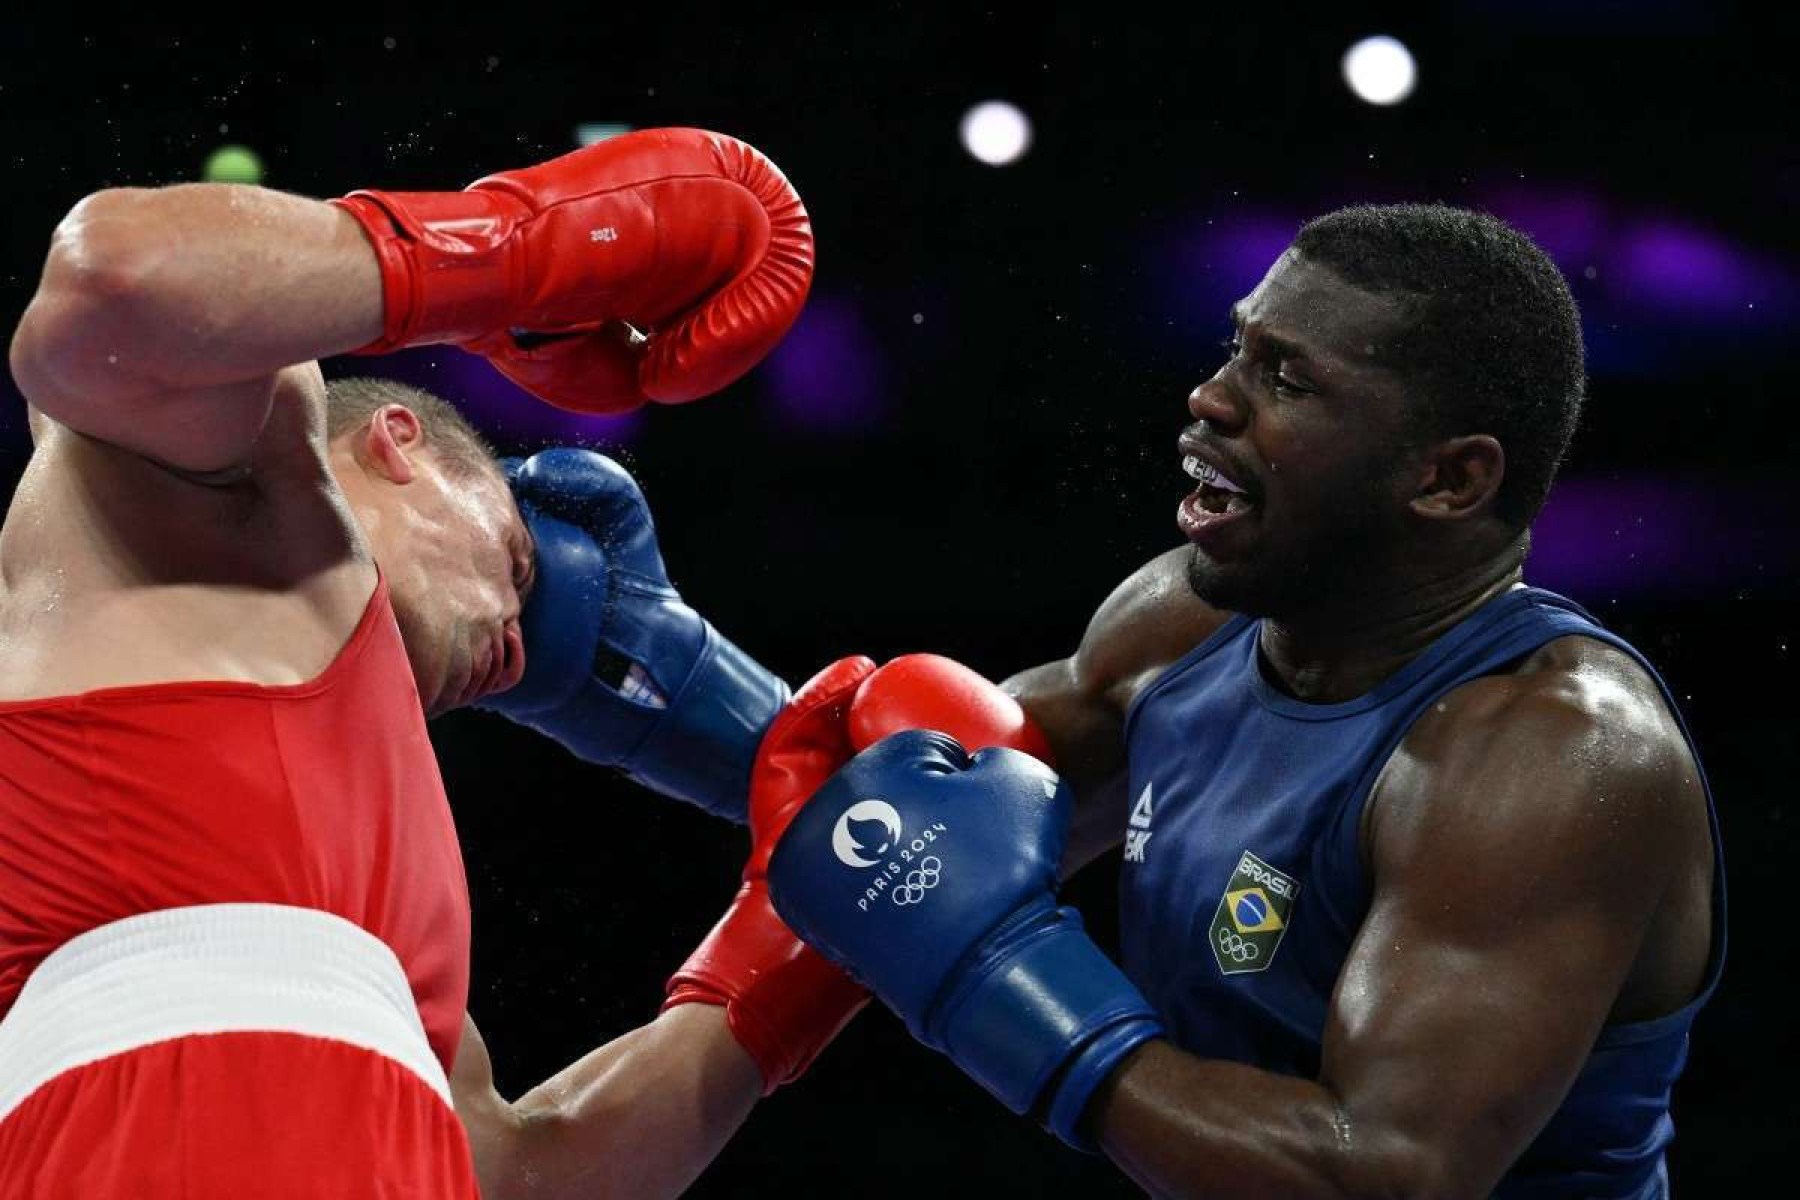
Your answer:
[0,130,840,1198]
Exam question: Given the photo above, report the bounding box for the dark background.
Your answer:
[4,6,1794,1195]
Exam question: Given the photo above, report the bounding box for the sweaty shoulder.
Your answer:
[1370,633,1714,1020]
[1391,634,1696,784]
[1076,546,1234,716]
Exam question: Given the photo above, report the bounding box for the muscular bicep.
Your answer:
[1318,686,1687,1195]
[1007,655,1130,795]
[11,272,281,475]
[1006,547,1229,876]
[10,186,375,474]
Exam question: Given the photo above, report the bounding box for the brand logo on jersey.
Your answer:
[832,799,903,868]
[1123,781,1155,864]
[1208,851,1299,975]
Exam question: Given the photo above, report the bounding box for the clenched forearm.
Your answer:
[1094,1042,1435,1200]
[483,1005,762,1200]
[18,184,382,391]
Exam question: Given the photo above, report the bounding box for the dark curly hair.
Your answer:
[1293,204,1585,530]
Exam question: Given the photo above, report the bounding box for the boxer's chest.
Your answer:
[1116,652,1377,1067]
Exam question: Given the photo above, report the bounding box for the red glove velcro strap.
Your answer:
[664,882,868,1093]
[330,189,532,354]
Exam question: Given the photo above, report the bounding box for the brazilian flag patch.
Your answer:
[1207,851,1299,976]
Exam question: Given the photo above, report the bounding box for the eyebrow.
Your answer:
[1230,304,1316,363]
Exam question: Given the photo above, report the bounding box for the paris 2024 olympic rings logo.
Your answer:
[892,857,943,906]
[1216,926,1261,964]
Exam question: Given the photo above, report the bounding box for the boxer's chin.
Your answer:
[1185,547,1287,618]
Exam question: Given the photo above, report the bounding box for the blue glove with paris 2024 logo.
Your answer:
[767,729,1163,1148]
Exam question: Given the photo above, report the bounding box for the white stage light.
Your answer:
[960,101,1033,166]
[1342,36,1417,106]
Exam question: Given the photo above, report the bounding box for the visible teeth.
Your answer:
[1225,493,1251,513]
[1182,455,1248,495]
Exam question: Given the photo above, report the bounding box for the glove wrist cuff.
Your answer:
[332,189,527,353]
[664,883,868,1093]
[932,905,1162,1148]
[1044,1018,1161,1151]
[628,624,790,823]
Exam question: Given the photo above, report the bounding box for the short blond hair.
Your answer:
[324,376,498,479]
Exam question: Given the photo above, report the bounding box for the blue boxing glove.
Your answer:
[767,730,1163,1148]
[478,448,789,822]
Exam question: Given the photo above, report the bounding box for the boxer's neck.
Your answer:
[1256,552,1525,705]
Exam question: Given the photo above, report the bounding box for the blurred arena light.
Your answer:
[576,123,633,147]
[1342,36,1417,106]
[762,296,890,434]
[203,144,264,184]
[1528,474,1798,597]
[959,101,1032,166]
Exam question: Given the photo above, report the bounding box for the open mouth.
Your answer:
[1182,454,1255,515]
[1177,450,1260,548]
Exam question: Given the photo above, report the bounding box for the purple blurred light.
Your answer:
[1477,187,1798,328]
[1477,184,1609,264]
[1144,212,1302,341]
[762,297,890,433]
[1614,221,1785,316]
[1177,214,1301,303]
[1207,217,1302,293]
[1527,474,1797,597]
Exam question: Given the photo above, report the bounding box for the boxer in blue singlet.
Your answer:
[763,204,1721,1199]
[511,202,1722,1198]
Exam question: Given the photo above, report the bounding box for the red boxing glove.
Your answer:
[847,653,1055,763]
[332,127,812,414]
[664,656,874,1092]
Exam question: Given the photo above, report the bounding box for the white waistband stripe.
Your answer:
[0,904,452,1123]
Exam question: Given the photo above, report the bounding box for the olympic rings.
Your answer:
[892,857,943,906]
[1216,926,1260,964]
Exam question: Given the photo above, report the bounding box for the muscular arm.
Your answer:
[8,184,382,472]
[452,1005,762,1200]
[1088,653,1705,1198]
[1005,547,1228,875]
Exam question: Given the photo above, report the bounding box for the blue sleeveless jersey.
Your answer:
[1119,587,1724,1199]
